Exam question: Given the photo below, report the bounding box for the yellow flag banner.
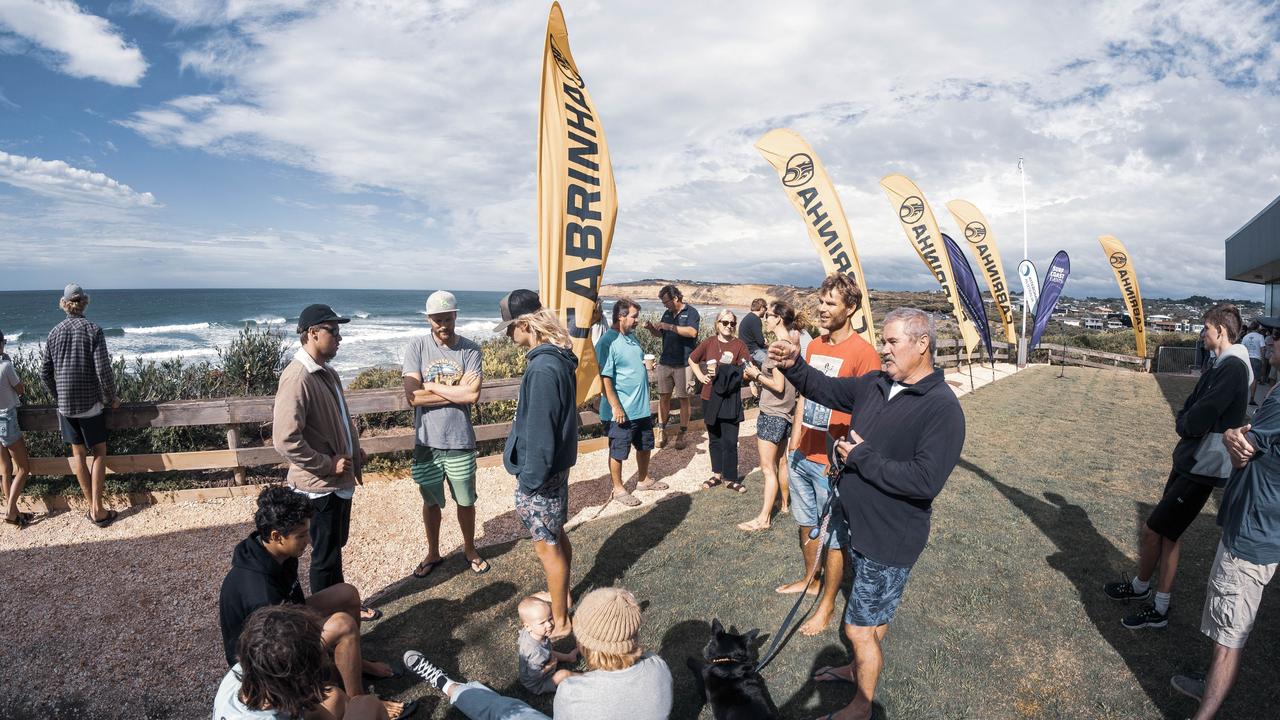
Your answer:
[879,174,981,357]
[1098,235,1147,359]
[537,2,617,404]
[945,199,1017,345]
[754,129,875,344]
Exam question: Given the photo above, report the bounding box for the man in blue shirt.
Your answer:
[643,284,700,449]
[1171,347,1279,719]
[597,299,668,507]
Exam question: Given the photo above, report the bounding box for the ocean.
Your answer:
[0,288,508,381]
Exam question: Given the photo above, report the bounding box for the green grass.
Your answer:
[357,366,1274,719]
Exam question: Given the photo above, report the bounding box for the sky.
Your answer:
[0,0,1277,300]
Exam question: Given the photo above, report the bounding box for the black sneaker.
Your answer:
[403,650,452,693]
[1103,577,1152,601]
[1122,605,1168,629]
[1170,671,1205,701]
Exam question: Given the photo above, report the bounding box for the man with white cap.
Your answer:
[41,283,120,527]
[403,290,487,578]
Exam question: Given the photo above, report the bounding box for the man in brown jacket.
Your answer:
[273,304,376,619]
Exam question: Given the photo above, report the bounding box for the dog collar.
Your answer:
[708,656,737,664]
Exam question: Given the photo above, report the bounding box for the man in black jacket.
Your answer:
[770,307,965,720]
[218,486,407,717]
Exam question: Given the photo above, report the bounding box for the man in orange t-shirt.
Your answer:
[776,273,880,637]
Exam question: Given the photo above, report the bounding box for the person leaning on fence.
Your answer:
[770,307,966,720]
[1103,304,1251,630]
[40,283,120,528]
[643,284,700,450]
[689,309,750,493]
[1170,344,1280,719]
[402,290,488,579]
[496,290,579,640]
[595,298,668,508]
[403,586,673,720]
[272,304,378,622]
[1,329,33,529]
[214,603,413,720]
[740,298,769,366]
[217,486,410,719]
[737,300,803,532]
[776,273,880,639]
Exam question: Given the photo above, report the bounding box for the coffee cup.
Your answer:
[707,359,718,376]
[643,353,656,371]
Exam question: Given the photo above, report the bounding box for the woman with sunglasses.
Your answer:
[738,301,805,530]
[689,310,751,492]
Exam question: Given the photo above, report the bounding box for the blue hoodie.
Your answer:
[505,343,579,495]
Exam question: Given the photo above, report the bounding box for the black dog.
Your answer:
[687,618,780,720]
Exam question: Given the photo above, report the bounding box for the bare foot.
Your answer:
[776,578,820,595]
[812,664,856,684]
[799,604,835,636]
[635,478,669,491]
[382,699,408,719]
[737,518,770,532]
[363,659,396,678]
[550,618,573,640]
[814,698,872,720]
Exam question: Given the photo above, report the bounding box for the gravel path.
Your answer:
[0,417,762,719]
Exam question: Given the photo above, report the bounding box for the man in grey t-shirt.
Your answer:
[402,291,488,577]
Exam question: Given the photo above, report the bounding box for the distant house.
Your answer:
[1063,319,1081,327]
[1084,318,1105,330]
[1151,320,1181,332]
[1106,320,1124,329]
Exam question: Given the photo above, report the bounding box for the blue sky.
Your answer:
[1,0,1278,299]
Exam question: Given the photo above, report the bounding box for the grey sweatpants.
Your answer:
[453,682,550,720]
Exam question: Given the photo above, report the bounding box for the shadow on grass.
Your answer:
[1153,373,1198,421]
[572,493,691,597]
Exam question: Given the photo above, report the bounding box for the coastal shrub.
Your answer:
[218,325,291,396]
[349,367,411,431]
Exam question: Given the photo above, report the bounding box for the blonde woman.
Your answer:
[689,309,751,492]
[0,329,32,528]
[738,301,802,531]
[404,587,672,720]
[495,290,579,639]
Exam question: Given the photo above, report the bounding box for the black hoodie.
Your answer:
[782,360,966,567]
[218,532,306,667]
[504,343,579,495]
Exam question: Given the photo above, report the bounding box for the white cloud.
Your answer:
[0,0,147,85]
[0,149,159,207]
[95,0,1280,298]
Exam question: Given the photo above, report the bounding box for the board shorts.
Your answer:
[606,417,655,460]
[1146,469,1214,541]
[844,547,913,627]
[756,414,792,445]
[1200,540,1277,649]
[654,364,690,399]
[515,472,569,545]
[412,446,478,508]
[59,411,108,448]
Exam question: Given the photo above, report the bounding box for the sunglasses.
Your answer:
[315,325,341,339]
[719,320,736,327]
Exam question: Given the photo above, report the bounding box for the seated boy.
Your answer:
[218,486,408,718]
[517,595,579,694]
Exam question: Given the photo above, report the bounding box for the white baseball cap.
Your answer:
[425,290,458,315]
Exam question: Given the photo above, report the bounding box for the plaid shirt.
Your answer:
[41,315,117,416]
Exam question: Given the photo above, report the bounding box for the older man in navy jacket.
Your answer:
[770,307,965,720]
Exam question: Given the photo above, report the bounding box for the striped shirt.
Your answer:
[40,315,117,417]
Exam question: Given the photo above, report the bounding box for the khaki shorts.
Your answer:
[654,363,690,399]
[1200,541,1277,649]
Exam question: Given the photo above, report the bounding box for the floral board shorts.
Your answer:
[756,414,792,445]
[514,471,570,545]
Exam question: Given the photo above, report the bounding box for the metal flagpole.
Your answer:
[1017,155,1029,367]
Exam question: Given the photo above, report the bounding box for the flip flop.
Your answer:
[468,557,491,574]
[4,511,34,528]
[88,510,118,528]
[812,665,856,685]
[360,605,383,622]
[635,479,670,491]
[412,558,445,578]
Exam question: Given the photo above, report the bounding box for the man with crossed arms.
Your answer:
[771,307,965,720]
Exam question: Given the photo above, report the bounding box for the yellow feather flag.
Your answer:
[755,129,875,344]
[945,200,1018,345]
[879,174,981,357]
[1098,235,1147,358]
[537,2,617,404]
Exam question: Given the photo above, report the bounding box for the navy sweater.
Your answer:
[782,359,965,567]
[218,532,306,667]
[1170,354,1250,483]
[504,343,580,495]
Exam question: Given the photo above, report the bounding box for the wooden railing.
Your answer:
[1035,343,1149,371]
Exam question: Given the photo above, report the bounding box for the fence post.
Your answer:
[227,427,247,485]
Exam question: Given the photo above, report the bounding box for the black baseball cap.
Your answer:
[297,304,351,333]
[493,289,542,334]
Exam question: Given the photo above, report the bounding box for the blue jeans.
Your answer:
[453,682,550,720]
[787,451,845,548]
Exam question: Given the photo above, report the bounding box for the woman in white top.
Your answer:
[0,330,32,528]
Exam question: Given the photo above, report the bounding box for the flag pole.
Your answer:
[1017,155,1029,367]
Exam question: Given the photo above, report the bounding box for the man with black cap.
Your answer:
[273,304,378,620]
[41,283,120,527]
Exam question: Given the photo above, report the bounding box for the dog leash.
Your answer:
[754,444,844,673]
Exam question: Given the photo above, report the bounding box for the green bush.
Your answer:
[350,367,411,431]
[218,325,291,396]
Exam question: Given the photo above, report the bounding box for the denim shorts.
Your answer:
[514,472,570,545]
[606,417,655,461]
[0,407,21,447]
[787,451,845,548]
[843,547,913,627]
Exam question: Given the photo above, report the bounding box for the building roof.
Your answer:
[1225,194,1280,284]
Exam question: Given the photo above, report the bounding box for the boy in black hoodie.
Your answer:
[218,486,409,718]
[495,290,579,639]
